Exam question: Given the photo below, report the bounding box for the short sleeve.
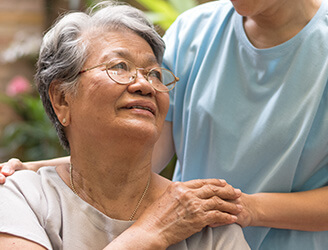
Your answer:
[0,171,52,249]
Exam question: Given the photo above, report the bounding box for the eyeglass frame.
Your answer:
[79,58,179,92]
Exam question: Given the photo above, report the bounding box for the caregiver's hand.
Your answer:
[0,158,26,184]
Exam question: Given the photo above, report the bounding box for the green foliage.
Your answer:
[135,0,197,30]
[0,93,67,161]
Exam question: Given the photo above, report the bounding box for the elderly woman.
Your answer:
[0,2,249,249]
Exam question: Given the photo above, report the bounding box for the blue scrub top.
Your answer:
[163,0,328,249]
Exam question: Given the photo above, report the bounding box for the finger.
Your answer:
[194,183,241,200]
[183,179,227,189]
[0,173,6,184]
[165,181,230,204]
[0,164,15,176]
[205,210,238,227]
[202,196,243,215]
[0,162,6,172]
[1,158,23,175]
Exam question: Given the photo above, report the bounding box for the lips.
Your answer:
[124,101,156,115]
[128,105,154,113]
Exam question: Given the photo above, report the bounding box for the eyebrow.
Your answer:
[100,49,159,66]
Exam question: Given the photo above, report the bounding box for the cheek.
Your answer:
[158,94,170,118]
[71,83,122,124]
[79,75,123,105]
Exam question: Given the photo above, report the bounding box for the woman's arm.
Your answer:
[237,186,328,231]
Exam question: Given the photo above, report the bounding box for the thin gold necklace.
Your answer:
[69,163,151,221]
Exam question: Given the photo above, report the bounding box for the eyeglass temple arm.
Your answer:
[79,63,107,74]
[166,76,180,86]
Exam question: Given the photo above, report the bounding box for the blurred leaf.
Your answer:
[143,12,175,30]
[0,91,66,161]
[167,0,197,13]
[135,0,179,30]
[136,0,179,16]
[85,0,95,7]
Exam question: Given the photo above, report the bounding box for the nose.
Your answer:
[127,71,156,96]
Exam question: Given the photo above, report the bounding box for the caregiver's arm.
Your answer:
[0,157,70,183]
[237,186,328,231]
[0,121,173,183]
[152,121,175,174]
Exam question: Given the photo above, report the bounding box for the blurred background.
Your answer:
[0,0,212,178]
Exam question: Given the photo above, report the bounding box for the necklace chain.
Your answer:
[69,163,151,221]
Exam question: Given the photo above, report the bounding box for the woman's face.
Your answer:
[67,30,169,146]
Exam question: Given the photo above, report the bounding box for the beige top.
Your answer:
[0,167,250,249]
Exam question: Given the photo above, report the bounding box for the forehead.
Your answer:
[84,29,158,66]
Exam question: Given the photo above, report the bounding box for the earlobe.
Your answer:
[48,81,70,126]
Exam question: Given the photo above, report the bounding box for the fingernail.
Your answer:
[237,204,243,211]
[219,179,226,184]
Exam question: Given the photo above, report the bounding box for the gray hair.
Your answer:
[35,1,165,152]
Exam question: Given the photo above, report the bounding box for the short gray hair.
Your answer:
[35,1,165,152]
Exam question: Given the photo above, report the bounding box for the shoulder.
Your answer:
[0,168,55,249]
[179,0,233,20]
[1,167,56,191]
[166,0,234,34]
[169,224,249,249]
[0,170,42,192]
[0,167,60,209]
[0,168,55,216]
[211,224,249,248]
[190,224,250,249]
[163,0,235,69]
[163,0,235,62]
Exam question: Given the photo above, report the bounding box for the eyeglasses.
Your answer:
[80,58,179,92]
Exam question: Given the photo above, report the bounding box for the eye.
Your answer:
[148,69,162,82]
[107,61,129,72]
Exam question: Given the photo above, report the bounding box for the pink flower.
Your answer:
[6,76,31,96]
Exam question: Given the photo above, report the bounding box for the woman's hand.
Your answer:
[121,179,243,249]
[0,158,25,184]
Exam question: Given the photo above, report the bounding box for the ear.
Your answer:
[48,81,71,126]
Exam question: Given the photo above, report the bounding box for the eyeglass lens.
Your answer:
[105,59,176,92]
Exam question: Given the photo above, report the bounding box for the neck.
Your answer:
[62,137,160,220]
[243,0,322,48]
[70,131,155,184]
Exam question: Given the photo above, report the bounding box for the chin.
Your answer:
[124,120,159,139]
[231,2,255,16]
